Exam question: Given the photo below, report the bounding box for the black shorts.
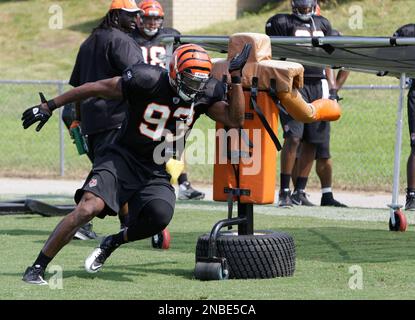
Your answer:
[407,84,415,147]
[315,139,331,159]
[75,145,175,218]
[86,127,124,162]
[280,79,331,145]
[295,139,331,159]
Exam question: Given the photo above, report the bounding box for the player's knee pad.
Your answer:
[126,199,174,242]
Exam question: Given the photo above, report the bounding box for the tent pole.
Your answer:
[388,73,406,225]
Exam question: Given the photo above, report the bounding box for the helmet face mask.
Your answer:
[137,0,164,37]
[169,44,212,102]
[139,16,163,36]
[292,0,317,21]
[176,71,209,101]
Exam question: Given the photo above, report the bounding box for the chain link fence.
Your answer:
[0,80,91,179]
[306,85,409,192]
[0,80,410,192]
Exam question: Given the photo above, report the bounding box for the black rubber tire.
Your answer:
[195,230,295,279]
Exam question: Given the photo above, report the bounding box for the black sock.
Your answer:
[104,230,127,249]
[178,173,188,186]
[33,251,52,269]
[294,177,308,191]
[119,214,129,229]
[280,174,291,190]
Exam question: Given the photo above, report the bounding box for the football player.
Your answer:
[266,0,346,207]
[393,24,415,210]
[64,0,144,239]
[21,43,250,284]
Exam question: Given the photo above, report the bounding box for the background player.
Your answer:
[64,0,144,239]
[133,0,205,201]
[266,0,344,207]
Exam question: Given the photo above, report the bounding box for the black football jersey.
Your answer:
[120,63,225,161]
[69,28,144,135]
[265,13,333,79]
[132,27,181,68]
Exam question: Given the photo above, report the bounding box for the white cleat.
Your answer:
[84,247,108,273]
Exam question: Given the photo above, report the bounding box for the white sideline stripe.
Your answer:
[175,202,415,224]
[0,178,407,212]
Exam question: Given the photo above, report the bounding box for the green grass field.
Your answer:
[1,202,415,300]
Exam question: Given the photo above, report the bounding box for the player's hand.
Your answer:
[21,93,52,131]
[329,89,342,102]
[229,43,252,76]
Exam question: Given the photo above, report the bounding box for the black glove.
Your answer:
[229,43,252,75]
[21,93,53,131]
[329,89,342,101]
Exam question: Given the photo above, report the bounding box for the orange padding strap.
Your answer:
[277,90,341,123]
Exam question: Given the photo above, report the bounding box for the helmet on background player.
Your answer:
[137,0,164,37]
[315,2,321,16]
[169,44,212,102]
[291,0,317,21]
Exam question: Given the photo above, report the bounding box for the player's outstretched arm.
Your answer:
[21,77,123,131]
[207,44,252,128]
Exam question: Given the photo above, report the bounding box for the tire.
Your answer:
[389,210,408,232]
[195,230,295,279]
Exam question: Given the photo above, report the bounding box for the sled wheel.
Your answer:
[194,262,229,281]
[389,209,408,232]
[196,230,295,279]
[151,228,171,249]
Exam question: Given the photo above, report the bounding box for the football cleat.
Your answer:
[278,189,293,208]
[178,182,205,200]
[22,265,48,285]
[291,189,315,206]
[321,193,348,208]
[84,236,117,273]
[405,190,415,211]
[73,222,98,240]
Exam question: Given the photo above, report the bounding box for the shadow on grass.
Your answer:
[285,226,415,264]
[0,228,51,236]
[68,18,102,34]
[52,261,193,282]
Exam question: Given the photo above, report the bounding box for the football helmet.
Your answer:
[169,44,212,102]
[137,0,164,37]
[292,0,317,21]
